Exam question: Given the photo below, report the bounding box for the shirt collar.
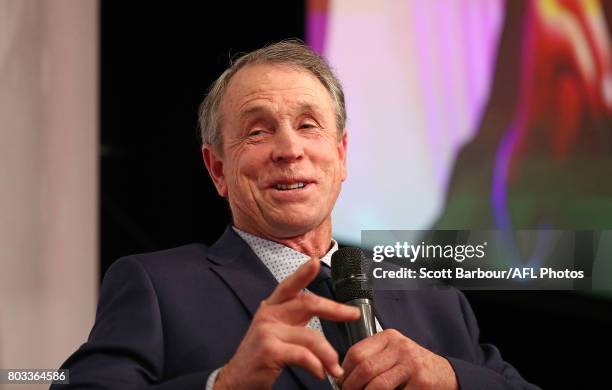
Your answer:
[232,226,338,283]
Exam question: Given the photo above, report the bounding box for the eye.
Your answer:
[248,129,264,137]
[300,122,316,129]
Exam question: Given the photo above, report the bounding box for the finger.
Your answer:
[274,290,360,325]
[342,330,395,377]
[267,257,320,305]
[279,343,327,380]
[340,349,398,390]
[276,324,344,378]
[364,364,409,390]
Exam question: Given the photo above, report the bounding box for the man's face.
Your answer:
[203,63,347,239]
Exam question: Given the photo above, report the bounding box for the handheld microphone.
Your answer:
[331,247,377,345]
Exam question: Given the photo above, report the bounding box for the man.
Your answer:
[55,41,539,389]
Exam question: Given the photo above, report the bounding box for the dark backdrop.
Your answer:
[101,2,610,388]
[100,1,304,269]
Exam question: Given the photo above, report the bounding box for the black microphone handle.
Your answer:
[344,298,377,345]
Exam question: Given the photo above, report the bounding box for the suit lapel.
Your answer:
[207,227,331,390]
[208,228,278,317]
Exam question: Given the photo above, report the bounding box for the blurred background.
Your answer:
[2,0,612,388]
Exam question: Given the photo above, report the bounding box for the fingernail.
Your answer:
[333,365,344,378]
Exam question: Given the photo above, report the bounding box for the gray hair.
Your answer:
[198,39,346,152]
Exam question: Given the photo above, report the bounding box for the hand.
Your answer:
[214,258,361,389]
[339,329,458,390]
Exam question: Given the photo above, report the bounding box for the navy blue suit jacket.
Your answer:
[54,227,539,389]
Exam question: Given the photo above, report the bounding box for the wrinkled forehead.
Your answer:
[219,63,334,121]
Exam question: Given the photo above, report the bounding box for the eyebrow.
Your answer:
[296,102,320,115]
[238,105,269,121]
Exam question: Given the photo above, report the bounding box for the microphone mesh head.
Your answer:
[331,247,373,302]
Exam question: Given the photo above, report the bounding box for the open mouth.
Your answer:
[275,182,306,191]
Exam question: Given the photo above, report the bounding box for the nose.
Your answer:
[271,127,304,163]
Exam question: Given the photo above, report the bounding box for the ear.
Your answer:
[202,144,228,197]
[338,129,348,181]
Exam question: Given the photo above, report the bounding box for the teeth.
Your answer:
[276,182,305,190]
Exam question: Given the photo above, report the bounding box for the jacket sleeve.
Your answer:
[445,290,542,390]
[51,257,213,390]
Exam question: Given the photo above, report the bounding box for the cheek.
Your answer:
[221,154,245,194]
[317,158,344,195]
[321,146,345,176]
[227,152,263,195]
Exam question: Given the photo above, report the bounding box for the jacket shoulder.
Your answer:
[129,243,210,263]
[106,243,212,281]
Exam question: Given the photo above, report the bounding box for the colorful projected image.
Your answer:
[307,0,612,243]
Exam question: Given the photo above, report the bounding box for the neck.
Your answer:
[235,219,333,258]
[273,226,333,258]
